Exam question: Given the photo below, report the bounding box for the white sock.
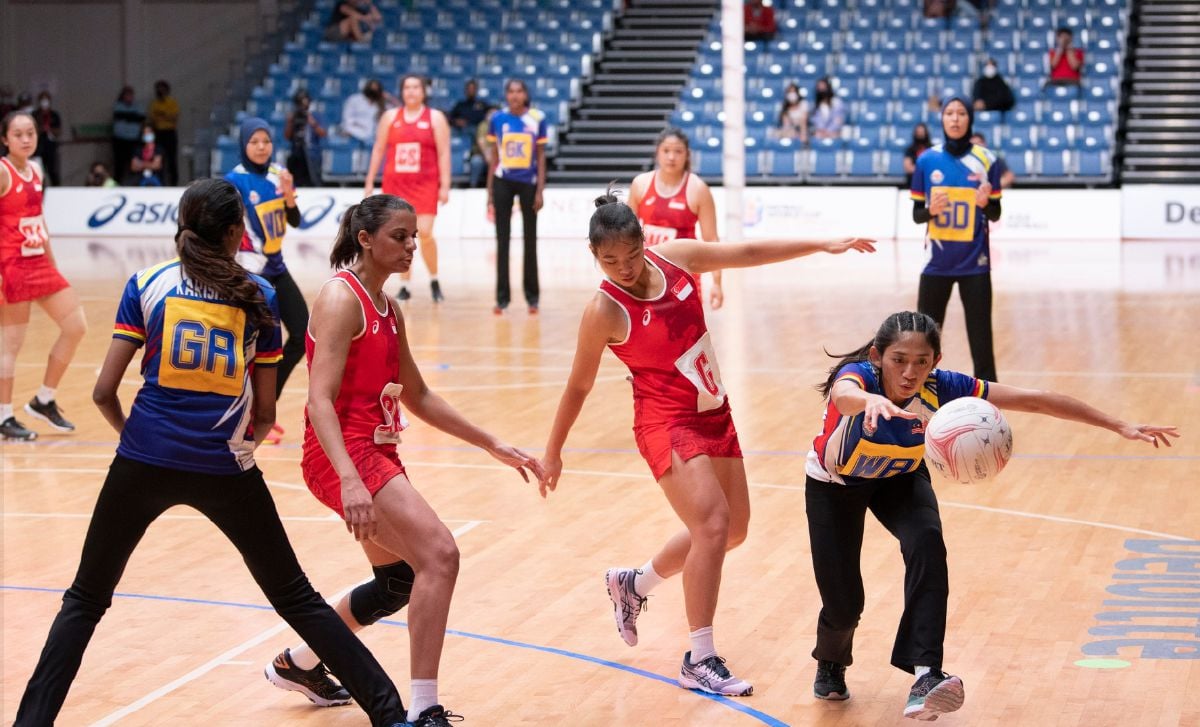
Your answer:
[36,386,55,405]
[0,404,12,420]
[915,665,932,678]
[633,560,665,596]
[407,679,438,721]
[288,645,321,671]
[689,626,716,663]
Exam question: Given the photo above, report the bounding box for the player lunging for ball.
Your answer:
[805,310,1178,720]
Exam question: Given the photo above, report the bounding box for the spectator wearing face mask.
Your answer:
[777,82,809,143]
[33,91,63,186]
[809,77,846,140]
[903,123,931,188]
[341,78,394,148]
[972,59,1015,113]
[86,161,119,188]
[129,123,163,186]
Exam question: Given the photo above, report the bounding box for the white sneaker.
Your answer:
[605,567,648,646]
[677,651,753,697]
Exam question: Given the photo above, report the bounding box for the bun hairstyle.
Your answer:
[330,193,416,268]
[175,178,274,331]
[588,181,644,252]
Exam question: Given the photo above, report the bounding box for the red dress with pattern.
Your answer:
[599,248,740,479]
[0,158,69,303]
[302,271,411,515]
[381,106,439,215]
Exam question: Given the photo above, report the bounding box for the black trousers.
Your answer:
[805,468,949,673]
[263,269,309,399]
[157,129,179,186]
[492,176,539,308]
[917,272,997,382]
[15,456,405,727]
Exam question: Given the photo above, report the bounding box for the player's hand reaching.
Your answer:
[824,238,877,255]
[278,168,295,196]
[340,473,378,542]
[863,393,920,432]
[540,453,563,498]
[1116,423,1180,448]
[929,189,951,217]
[487,442,545,486]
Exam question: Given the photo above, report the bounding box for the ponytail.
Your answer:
[175,178,274,332]
[330,194,415,269]
[816,311,942,398]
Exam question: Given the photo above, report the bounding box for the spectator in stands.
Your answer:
[284,89,326,187]
[129,122,164,186]
[486,78,547,315]
[1047,27,1084,87]
[924,0,957,18]
[85,161,118,188]
[324,1,382,43]
[970,132,1015,188]
[777,82,809,143]
[902,123,931,188]
[148,80,180,185]
[972,59,1015,113]
[112,85,144,188]
[33,91,63,186]
[450,79,494,187]
[744,0,777,42]
[809,77,846,140]
[341,78,392,148]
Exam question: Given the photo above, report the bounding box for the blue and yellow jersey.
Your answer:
[911,144,1003,277]
[226,163,290,277]
[806,361,987,484]
[112,259,283,475]
[487,107,548,185]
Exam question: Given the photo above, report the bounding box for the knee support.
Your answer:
[349,560,414,626]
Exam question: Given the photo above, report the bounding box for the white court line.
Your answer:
[87,520,484,727]
[7,460,1194,541]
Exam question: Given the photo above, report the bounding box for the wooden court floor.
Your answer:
[2,244,1198,726]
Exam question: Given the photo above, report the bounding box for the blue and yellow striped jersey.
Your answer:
[112,259,283,474]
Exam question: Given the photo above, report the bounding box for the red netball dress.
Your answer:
[0,158,69,303]
[381,106,439,215]
[636,172,699,248]
[599,248,741,479]
[301,270,411,514]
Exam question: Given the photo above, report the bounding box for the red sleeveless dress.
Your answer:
[0,158,69,303]
[381,106,439,215]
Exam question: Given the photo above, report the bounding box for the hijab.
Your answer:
[238,116,272,175]
[941,95,974,158]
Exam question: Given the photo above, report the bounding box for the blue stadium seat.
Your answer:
[1077,150,1107,177]
[696,151,722,177]
[768,150,799,177]
[1004,150,1030,177]
[810,149,841,177]
[746,152,763,177]
[1038,150,1069,176]
[848,150,876,177]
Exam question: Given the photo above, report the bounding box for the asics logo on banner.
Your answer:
[87,194,179,228]
[298,195,341,230]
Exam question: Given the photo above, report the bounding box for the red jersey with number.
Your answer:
[381,106,439,215]
[0,158,49,262]
[302,271,409,456]
[637,172,699,247]
[600,248,727,426]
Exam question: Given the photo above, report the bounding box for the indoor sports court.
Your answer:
[2,0,1199,725]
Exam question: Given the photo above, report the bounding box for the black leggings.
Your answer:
[15,456,405,727]
[492,176,539,308]
[917,272,997,382]
[264,269,309,398]
[805,468,949,673]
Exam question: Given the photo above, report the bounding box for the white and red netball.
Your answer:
[924,397,1013,484]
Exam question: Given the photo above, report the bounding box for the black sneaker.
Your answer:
[409,704,463,726]
[0,416,37,441]
[903,669,964,721]
[25,398,75,432]
[264,648,352,707]
[814,659,850,700]
[430,280,444,302]
[396,286,412,302]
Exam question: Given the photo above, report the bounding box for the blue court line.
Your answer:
[3,585,790,727]
[7,439,1198,462]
